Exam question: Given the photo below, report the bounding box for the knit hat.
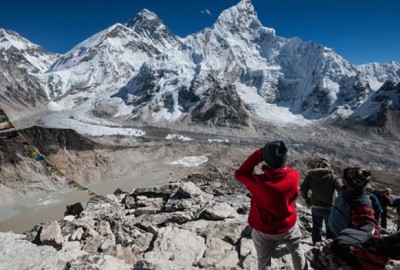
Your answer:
[343,167,371,191]
[262,140,287,168]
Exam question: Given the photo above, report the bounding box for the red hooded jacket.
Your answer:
[235,148,300,234]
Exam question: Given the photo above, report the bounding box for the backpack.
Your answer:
[332,229,400,270]
[351,248,389,270]
[334,227,370,246]
[362,231,400,258]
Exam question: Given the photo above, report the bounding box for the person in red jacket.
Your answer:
[235,140,307,270]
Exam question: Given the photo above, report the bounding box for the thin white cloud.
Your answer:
[201,8,212,16]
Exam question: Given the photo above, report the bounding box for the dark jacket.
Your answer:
[235,148,300,234]
[329,186,380,238]
[300,168,342,208]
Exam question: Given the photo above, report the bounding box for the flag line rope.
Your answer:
[0,106,98,196]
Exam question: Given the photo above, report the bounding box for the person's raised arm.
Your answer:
[333,175,342,192]
[235,147,264,186]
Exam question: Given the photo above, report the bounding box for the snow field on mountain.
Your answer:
[235,83,310,126]
[43,101,145,137]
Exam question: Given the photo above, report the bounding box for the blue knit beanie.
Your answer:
[262,140,287,168]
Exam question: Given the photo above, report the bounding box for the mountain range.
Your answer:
[0,0,399,134]
[1,1,400,257]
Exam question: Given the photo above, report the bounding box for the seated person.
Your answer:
[329,167,380,238]
[329,167,381,269]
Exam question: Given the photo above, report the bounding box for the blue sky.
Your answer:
[0,0,398,65]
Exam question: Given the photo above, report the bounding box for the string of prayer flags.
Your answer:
[0,108,17,138]
[0,105,98,196]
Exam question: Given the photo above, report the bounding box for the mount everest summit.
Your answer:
[0,0,399,133]
[37,9,181,103]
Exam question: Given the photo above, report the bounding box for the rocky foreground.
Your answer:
[0,173,399,270]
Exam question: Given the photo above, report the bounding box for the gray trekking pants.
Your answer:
[251,224,307,270]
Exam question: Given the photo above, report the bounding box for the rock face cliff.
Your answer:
[0,174,399,270]
[0,126,103,205]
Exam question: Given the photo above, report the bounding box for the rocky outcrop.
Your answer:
[20,125,100,155]
[0,126,100,166]
[190,83,250,128]
[0,126,105,206]
[348,81,400,139]
[0,58,48,109]
[0,175,399,269]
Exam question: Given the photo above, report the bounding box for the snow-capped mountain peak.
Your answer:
[214,0,270,38]
[125,8,175,39]
[109,0,399,128]
[1,0,400,134]
[126,9,160,29]
[35,9,181,106]
[111,0,284,126]
[217,0,257,24]
[48,23,133,71]
[125,8,181,50]
[0,29,30,51]
[0,28,59,73]
[355,61,400,89]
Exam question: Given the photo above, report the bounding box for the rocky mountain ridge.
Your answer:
[0,29,58,73]
[36,9,181,107]
[108,0,400,129]
[0,0,399,132]
[0,58,47,110]
[345,81,400,129]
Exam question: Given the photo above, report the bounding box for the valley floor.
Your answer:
[1,112,400,233]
